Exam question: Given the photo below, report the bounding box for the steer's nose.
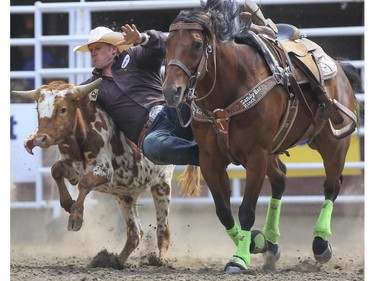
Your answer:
[34,134,49,148]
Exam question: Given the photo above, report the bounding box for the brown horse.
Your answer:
[163,0,361,272]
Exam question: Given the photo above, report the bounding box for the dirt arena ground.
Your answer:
[10,191,365,281]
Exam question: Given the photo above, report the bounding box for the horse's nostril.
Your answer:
[173,87,182,101]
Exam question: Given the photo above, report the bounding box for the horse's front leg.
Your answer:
[68,171,108,231]
[200,160,234,230]
[199,158,239,268]
[225,151,269,272]
[51,160,80,213]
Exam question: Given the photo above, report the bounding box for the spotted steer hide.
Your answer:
[12,78,175,265]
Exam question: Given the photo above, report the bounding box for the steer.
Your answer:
[12,78,176,265]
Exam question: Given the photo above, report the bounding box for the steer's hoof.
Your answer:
[313,236,332,263]
[224,256,248,273]
[262,242,280,269]
[67,218,83,231]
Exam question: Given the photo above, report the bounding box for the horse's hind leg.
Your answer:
[150,182,171,263]
[309,133,351,263]
[261,154,287,267]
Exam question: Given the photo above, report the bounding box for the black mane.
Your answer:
[172,0,242,42]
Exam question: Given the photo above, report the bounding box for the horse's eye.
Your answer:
[60,107,67,114]
[194,41,203,50]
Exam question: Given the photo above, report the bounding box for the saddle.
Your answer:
[273,24,337,84]
[236,23,357,145]
[249,23,336,81]
[242,15,337,83]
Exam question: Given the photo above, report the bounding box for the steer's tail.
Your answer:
[178,165,202,197]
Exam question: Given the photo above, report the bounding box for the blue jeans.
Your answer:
[142,103,199,166]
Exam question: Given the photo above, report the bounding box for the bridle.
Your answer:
[167,22,218,103]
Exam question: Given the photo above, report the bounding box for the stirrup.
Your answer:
[328,99,357,139]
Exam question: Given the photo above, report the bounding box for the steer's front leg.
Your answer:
[68,171,108,231]
[51,160,80,213]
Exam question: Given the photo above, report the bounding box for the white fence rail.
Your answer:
[10,0,364,215]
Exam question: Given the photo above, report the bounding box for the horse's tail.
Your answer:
[338,60,363,128]
[338,61,363,93]
[178,165,202,197]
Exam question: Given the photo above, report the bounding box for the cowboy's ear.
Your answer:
[110,45,119,55]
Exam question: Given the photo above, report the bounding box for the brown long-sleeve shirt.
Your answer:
[83,29,166,144]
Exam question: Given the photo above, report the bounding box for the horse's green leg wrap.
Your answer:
[225,223,240,246]
[234,229,251,266]
[313,199,333,240]
[263,198,282,244]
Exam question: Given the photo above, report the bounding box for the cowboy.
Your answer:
[73,24,166,145]
[24,24,166,153]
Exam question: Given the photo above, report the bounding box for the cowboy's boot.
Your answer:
[244,0,278,34]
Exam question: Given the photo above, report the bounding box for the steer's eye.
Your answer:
[60,107,67,114]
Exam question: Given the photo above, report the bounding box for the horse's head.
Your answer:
[163,1,240,108]
[163,21,212,108]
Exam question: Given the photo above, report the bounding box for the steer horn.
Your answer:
[11,88,41,102]
[75,78,102,98]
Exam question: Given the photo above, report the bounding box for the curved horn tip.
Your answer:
[93,78,102,86]
[11,89,40,101]
[75,78,102,95]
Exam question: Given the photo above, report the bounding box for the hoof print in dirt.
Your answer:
[140,252,172,268]
[89,249,124,270]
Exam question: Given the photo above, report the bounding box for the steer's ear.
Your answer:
[11,88,40,102]
[74,78,102,100]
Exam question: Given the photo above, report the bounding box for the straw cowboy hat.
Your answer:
[73,26,131,52]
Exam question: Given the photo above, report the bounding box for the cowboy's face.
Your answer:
[88,42,118,70]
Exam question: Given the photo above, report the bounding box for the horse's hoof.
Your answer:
[262,242,280,267]
[225,265,243,273]
[313,236,332,263]
[224,256,248,273]
[250,230,268,254]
